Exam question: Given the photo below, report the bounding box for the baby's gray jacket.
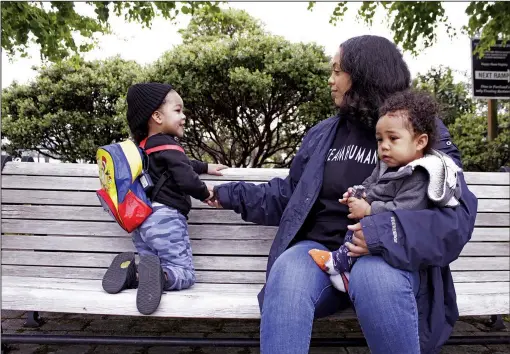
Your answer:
[363,150,462,215]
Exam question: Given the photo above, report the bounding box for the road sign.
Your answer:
[471,38,510,99]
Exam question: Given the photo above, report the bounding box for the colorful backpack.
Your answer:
[96,138,184,233]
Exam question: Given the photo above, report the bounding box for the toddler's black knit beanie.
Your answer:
[126,83,173,138]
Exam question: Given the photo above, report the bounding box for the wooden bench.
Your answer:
[1,161,509,348]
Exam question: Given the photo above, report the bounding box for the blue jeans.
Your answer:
[260,240,421,354]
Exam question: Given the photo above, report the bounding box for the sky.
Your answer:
[1,1,474,88]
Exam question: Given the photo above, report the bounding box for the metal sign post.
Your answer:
[471,39,510,141]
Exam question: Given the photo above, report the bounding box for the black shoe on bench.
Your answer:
[136,254,165,315]
[102,252,138,294]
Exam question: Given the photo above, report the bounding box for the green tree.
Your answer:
[1,57,142,162]
[179,5,264,42]
[413,65,509,171]
[309,1,510,57]
[1,1,221,62]
[449,111,509,171]
[147,8,334,167]
[412,66,474,126]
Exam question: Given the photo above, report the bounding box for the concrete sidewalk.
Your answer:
[1,310,508,354]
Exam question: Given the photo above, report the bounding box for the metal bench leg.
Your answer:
[2,326,11,354]
[23,312,45,328]
[489,315,505,331]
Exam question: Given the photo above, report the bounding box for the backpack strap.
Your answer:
[146,145,184,155]
[139,137,185,155]
[150,171,169,202]
[138,137,185,202]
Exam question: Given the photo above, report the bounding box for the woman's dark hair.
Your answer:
[338,35,411,129]
[379,89,439,153]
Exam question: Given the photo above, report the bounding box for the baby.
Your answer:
[309,89,462,292]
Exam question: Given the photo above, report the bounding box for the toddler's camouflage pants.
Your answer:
[132,203,195,290]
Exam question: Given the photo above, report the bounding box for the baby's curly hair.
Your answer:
[379,89,439,153]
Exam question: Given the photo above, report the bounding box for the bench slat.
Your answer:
[3,188,509,210]
[1,235,272,255]
[468,228,510,242]
[3,251,508,271]
[2,219,508,241]
[450,271,509,283]
[1,251,268,271]
[455,283,510,316]
[2,264,507,283]
[2,162,100,177]
[476,213,510,226]
[452,257,510,271]
[2,219,277,240]
[3,276,263,294]
[3,162,509,186]
[1,163,285,180]
[1,265,266,284]
[1,175,233,191]
[3,276,269,318]
[477,198,510,213]
[4,173,510,191]
[1,189,213,209]
[2,186,510,208]
[3,205,509,226]
[464,172,509,186]
[2,284,263,318]
[2,205,256,225]
[2,175,101,191]
[2,276,508,317]
[2,235,508,257]
[1,220,276,239]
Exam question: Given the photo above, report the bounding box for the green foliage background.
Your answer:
[1,1,221,62]
[2,4,508,170]
[309,1,510,58]
[2,57,142,162]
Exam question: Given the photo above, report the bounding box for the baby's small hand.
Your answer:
[339,188,354,205]
[347,197,371,220]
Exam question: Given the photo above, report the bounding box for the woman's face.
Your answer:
[328,49,352,108]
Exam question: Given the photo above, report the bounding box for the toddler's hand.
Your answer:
[204,189,215,201]
[207,164,228,176]
[204,186,223,208]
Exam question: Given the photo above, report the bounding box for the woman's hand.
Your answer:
[345,223,370,257]
[207,164,228,176]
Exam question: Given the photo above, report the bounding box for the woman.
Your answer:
[209,35,478,354]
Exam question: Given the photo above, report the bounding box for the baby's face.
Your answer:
[375,111,427,168]
[157,91,186,138]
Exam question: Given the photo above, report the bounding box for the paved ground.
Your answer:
[1,310,508,353]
